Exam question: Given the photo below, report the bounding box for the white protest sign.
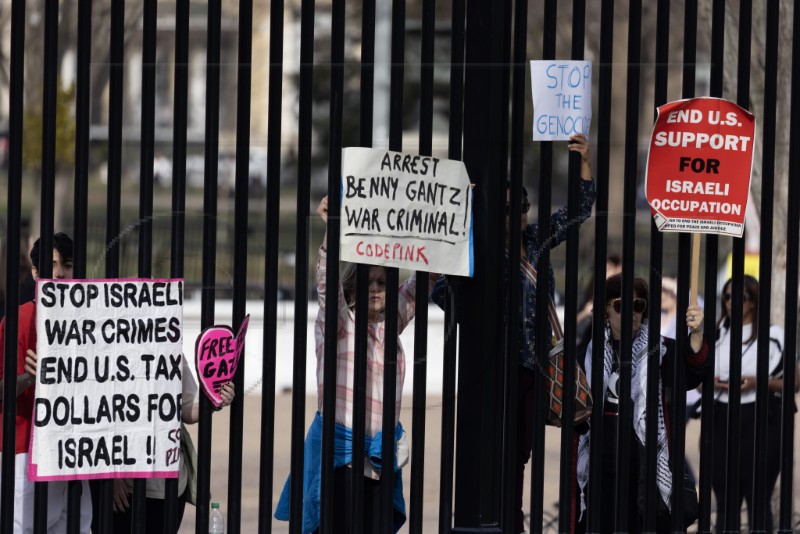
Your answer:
[29,279,184,481]
[530,60,592,141]
[340,147,473,276]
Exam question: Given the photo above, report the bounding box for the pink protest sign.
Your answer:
[194,315,249,408]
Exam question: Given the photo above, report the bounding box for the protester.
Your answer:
[710,275,796,533]
[576,253,622,358]
[276,195,438,533]
[0,232,93,533]
[575,273,708,534]
[101,374,234,532]
[431,133,595,534]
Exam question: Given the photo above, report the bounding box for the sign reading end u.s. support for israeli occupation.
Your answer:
[29,279,184,481]
[530,60,592,141]
[340,147,473,276]
[645,97,756,237]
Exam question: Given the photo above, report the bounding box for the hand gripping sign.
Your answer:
[645,97,756,237]
[195,315,249,408]
[29,279,184,481]
[340,147,474,276]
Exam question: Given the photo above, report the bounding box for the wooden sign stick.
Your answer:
[690,233,701,306]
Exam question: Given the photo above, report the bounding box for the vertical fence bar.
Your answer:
[698,0,724,531]
[168,0,190,530]
[644,0,669,531]
[615,1,642,531]
[409,3,435,531]
[380,1,405,530]
[228,2,254,532]
[320,0,345,530]
[73,5,91,291]
[558,1,586,531]
[68,2,92,528]
[723,1,752,531]
[672,210,692,533]
[503,0,528,527]
[0,0,25,532]
[531,0,558,529]
[134,2,157,529]
[750,0,780,532]
[452,0,507,528]
[675,1,701,532]
[586,0,614,530]
[106,0,125,278]
[664,0,697,531]
[751,1,779,532]
[349,0,376,531]
[288,0,315,529]
[680,0,696,528]
[778,2,800,532]
[196,1,222,532]
[32,1,59,530]
[438,1,464,531]
[257,0,284,531]
[96,1,125,530]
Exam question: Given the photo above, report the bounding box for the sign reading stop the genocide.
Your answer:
[644,97,756,237]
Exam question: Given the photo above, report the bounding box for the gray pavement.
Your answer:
[180,393,800,533]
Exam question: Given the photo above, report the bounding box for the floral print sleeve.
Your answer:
[547,179,596,250]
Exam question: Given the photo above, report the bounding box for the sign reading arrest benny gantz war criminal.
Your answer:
[340,147,474,277]
[29,279,184,481]
[645,97,756,237]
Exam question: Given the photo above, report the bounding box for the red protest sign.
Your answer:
[644,97,755,237]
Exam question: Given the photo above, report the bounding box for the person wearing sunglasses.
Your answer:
[709,275,796,533]
[575,273,708,534]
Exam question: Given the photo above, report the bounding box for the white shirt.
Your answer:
[715,322,784,404]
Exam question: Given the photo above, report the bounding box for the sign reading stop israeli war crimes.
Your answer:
[645,97,756,237]
[340,147,474,276]
[29,279,184,481]
[530,60,592,141]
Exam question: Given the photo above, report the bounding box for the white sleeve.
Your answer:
[768,325,785,377]
[182,355,200,421]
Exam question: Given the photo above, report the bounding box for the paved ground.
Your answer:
[180,393,800,533]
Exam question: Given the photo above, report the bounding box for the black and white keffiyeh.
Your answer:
[576,322,671,519]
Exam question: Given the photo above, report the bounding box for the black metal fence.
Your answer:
[2,1,799,533]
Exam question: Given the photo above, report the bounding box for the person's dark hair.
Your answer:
[717,275,759,344]
[340,262,359,310]
[580,252,624,307]
[605,272,650,320]
[30,232,74,271]
[506,182,530,201]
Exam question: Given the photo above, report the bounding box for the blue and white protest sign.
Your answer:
[530,60,592,141]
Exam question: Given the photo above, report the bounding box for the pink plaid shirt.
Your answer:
[315,247,436,440]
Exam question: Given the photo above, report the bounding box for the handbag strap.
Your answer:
[519,257,564,341]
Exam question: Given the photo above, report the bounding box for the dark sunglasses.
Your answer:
[506,202,531,214]
[609,297,647,314]
[723,292,751,302]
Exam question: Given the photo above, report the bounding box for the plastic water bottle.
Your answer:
[209,502,224,534]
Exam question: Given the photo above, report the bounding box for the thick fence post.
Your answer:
[452,1,509,531]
